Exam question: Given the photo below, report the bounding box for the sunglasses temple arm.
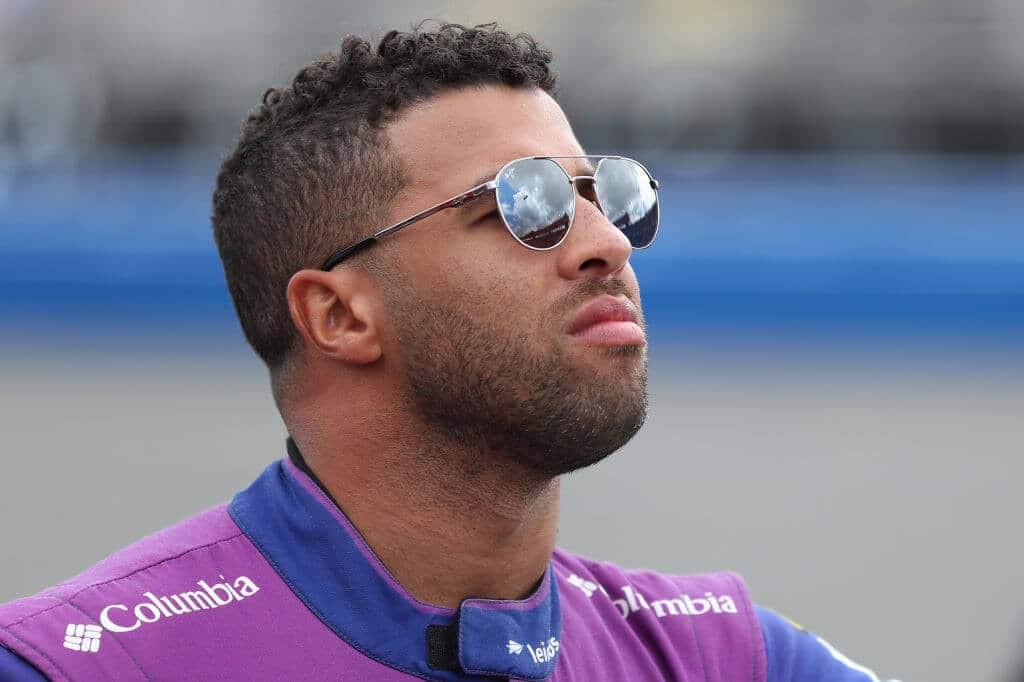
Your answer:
[320,181,496,270]
[373,181,494,242]
[320,238,378,269]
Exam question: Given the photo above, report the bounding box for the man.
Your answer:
[0,23,892,681]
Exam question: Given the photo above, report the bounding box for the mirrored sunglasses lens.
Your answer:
[496,159,573,249]
[594,159,659,248]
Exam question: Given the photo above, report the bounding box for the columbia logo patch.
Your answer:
[63,624,102,653]
[567,573,598,598]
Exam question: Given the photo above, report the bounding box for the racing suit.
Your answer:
[0,440,886,681]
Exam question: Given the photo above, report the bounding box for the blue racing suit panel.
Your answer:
[758,606,881,682]
[0,645,49,681]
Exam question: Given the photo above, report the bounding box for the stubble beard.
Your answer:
[389,286,649,479]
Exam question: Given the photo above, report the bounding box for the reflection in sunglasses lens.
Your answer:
[594,159,659,248]
[497,159,574,249]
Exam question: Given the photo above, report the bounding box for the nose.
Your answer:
[555,187,633,280]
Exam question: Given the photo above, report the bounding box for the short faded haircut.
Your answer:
[211,22,558,370]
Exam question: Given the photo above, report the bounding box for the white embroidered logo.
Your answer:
[55,574,260,656]
[506,638,560,662]
[98,574,260,634]
[525,637,560,664]
[567,573,599,598]
[63,624,102,653]
[560,574,740,622]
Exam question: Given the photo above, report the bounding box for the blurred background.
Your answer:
[1,2,1022,680]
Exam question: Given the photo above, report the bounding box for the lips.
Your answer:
[567,295,646,346]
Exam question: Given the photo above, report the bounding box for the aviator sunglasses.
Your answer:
[320,155,660,270]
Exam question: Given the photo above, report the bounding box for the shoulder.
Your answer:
[552,548,766,681]
[0,504,241,627]
[0,503,254,680]
[553,548,754,619]
[553,547,756,616]
[756,606,885,682]
[552,549,888,682]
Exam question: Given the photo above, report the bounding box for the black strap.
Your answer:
[426,624,461,671]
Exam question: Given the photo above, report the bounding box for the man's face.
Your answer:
[378,85,648,476]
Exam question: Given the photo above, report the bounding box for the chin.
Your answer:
[570,341,646,361]
[605,344,646,357]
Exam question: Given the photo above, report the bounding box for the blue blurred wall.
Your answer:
[2,155,1022,348]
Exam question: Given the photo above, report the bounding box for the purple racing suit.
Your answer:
[0,442,887,680]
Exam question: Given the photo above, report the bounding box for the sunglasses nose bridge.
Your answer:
[567,175,600,210]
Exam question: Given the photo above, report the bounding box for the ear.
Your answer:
[286,269,382,365]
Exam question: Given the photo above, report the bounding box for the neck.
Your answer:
[290,426,560,609]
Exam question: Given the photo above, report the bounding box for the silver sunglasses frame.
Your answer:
[320,155,660,271]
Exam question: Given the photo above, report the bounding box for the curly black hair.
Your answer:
[211,22,557,371]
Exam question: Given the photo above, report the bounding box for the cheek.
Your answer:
[457,260,550,330]
[410,224,559,328]
[490,273,563,348]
